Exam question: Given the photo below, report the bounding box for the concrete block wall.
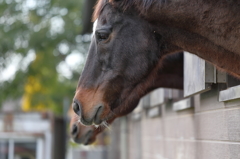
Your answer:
[128,119,142,159]
[108,118,121,159]
[126,88,240,159]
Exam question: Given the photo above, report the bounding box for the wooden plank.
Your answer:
[147,107,160,118]
[172,98,192,111]
[219,85,240,101]
[184,52,205,97]
[184,52,213,97]
[150,88,164,107]
[142,94,150,108]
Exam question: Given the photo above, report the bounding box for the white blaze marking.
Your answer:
[93,19,98,35]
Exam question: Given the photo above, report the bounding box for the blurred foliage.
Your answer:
[0,0,90,115]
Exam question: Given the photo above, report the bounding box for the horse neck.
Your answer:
[153,53,184,89]
[140,0,240,78]
[142,0,239,34]
[154,24,240,78]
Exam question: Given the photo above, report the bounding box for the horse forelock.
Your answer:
[93,0,167,21]
[92,0,109,22]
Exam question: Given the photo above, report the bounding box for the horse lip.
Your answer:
[72,130,93,144]
[84,138,94,145]
[73,137,85,144]
[93,105,104,125]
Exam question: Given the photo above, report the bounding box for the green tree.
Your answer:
[0,0,90,115]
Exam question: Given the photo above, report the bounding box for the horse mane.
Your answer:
[92,0,165,22]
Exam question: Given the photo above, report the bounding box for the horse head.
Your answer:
[70,50,183,144]
[73,2,181,126]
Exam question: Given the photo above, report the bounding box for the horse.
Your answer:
[70,52,183,144]
[73,0,240,126]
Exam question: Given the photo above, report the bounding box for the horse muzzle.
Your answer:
[72,98,105,125]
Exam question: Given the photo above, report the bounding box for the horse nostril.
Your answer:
[72,99,81,116]
[72,102,80,115]
[71,124,78,137]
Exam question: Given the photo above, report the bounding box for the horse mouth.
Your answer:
[73,130,94,145]
[83,130,94,145]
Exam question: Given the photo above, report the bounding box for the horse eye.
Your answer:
[96,32,109,42]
